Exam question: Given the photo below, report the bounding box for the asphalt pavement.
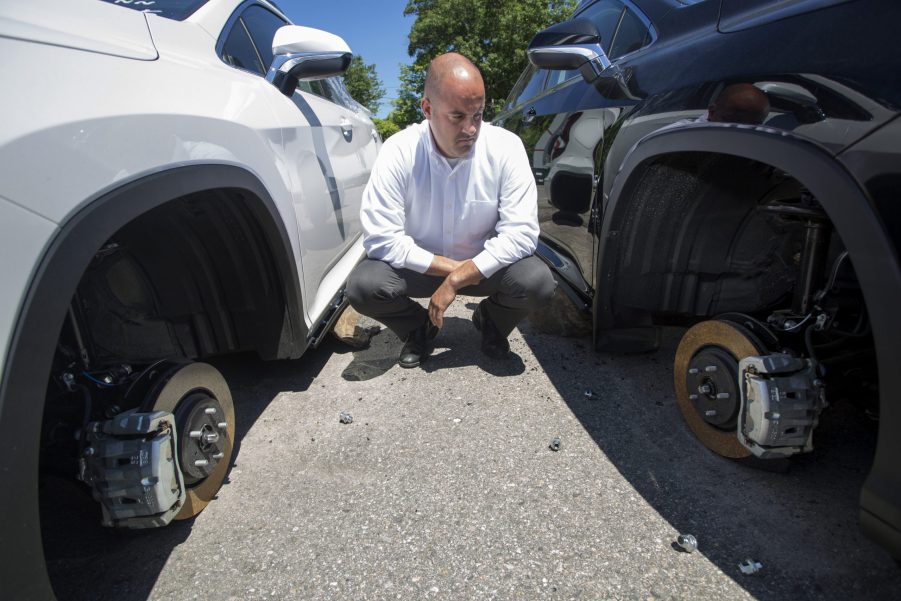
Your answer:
[42,295,901,600]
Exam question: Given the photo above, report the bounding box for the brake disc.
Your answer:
[673,320,767,459]
[143,362,234,519]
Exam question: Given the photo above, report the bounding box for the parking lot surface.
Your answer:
[43,296,901,600]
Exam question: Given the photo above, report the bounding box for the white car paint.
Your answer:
[0,0,380,382]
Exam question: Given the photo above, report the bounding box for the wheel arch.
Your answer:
[0,163,306,599]
[597,124,901,558]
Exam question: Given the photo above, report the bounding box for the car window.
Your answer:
[541,0,641,91]
[506,66,548,109]
[240,5,286,72]
[579,0,626,55]
[609,6,651,58]
[99,0,208,20]
[220,4,286,76]
[221,21,266,75]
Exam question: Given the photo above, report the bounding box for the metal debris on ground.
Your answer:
[675,534,697,553]
[583,388,595,399]
[339,412,353,424]
[549,436,561,452]
[738,559,763,575]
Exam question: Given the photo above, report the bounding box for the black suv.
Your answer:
[494,0,901,558]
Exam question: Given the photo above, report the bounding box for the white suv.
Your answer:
[0,0,378,596]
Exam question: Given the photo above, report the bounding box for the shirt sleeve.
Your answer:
[360,138,435,273]
[471,135,539,278]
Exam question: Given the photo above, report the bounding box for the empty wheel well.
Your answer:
[600,152,851,322]
[67,188,302,365]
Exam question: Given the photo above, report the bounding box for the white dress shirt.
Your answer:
[360,120,539,278]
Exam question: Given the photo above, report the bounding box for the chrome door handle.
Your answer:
[340,118,353,142]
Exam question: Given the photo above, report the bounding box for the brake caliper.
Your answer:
[80,409,185,528]
[737,354,826,458]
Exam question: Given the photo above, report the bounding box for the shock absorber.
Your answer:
[762,191,832,315]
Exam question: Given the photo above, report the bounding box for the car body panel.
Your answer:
[0,198,57,387]
[0,0,158,60]
[0,1,378,596]
[497,0,901,558]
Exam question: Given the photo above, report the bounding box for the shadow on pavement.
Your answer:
[518,322,900,601]
[342,304,525,381]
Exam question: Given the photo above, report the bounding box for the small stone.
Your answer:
[339,412,353,424]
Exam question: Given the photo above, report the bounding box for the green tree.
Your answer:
[343,55,386,114]
[393,0,576,125]
[388,63,426,127]
[372,117,401,140]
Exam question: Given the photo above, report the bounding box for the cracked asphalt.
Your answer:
[42,295,901,600]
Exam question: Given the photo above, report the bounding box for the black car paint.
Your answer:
[494,0,901,558]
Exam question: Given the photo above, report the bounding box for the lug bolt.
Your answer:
[189,430,203,439]
[205,408,217,415]
[688,394,698,400]
[194,459,209,467]
[212,452,224,460]
[698,384,712,395]
[716,392,730,399]
[705,410,717,417]
[217,422,228,430]
[705,365,718,373]
[688,368,699,375]
[204,432,220,444]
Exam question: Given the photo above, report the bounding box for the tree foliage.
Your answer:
[392,0,576,126]
[372,117,401,140]
[343,55,385,114]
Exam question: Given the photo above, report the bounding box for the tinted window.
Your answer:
[220,5,287,76]
[579,0,626,54]
[609,7,650,58]
[221,22,265,74]
[240,5,287,71]
[506,66,548,109]
[100,0,208,20]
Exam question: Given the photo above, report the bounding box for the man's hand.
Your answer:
[425,255,465,277]
[428,280,457,329]
[428,259,484,328]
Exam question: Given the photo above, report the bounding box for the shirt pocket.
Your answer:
[461,199,499,239]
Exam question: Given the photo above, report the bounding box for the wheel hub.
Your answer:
[173,392,228,485]
[686,346,740,429]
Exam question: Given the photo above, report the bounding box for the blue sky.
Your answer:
[276,0,414,118]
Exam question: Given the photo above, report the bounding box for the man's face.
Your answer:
[422,76,485,158]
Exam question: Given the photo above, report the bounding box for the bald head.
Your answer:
[423,53,484,102]
[708,83,770,125]
[421,53,486,158]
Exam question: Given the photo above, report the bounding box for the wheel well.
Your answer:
[0,165,305,599]
[601,152,819,322]
[72,188,299,365]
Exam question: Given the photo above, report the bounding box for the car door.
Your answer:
[219,2,374,319]
[494,0,651,292]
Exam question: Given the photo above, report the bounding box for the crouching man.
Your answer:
[347,52,556,368]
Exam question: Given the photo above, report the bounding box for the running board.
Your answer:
[307,289,348,348]
[535,241,591,313]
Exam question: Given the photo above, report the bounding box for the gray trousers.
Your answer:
[346,256,557,339]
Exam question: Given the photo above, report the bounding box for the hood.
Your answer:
[0,0,158,60]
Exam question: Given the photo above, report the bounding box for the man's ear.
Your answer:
[421,97,432,120]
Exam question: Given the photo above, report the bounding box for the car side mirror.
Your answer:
[527,18,611,83]
[266,25,353,97]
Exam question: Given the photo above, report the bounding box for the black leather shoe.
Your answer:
[398,320,439,368]
[472,301,510,359]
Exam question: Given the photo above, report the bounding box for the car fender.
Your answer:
[0,163,306,600]
[598,123,901,551]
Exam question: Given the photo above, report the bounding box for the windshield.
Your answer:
[99,0,209,21]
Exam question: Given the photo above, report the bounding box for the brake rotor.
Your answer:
[673,320,767,459]
[143,362,234,519]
